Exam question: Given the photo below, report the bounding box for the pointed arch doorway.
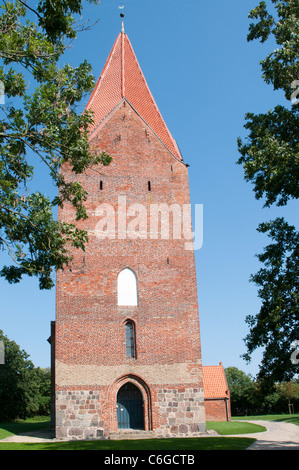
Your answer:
[117,383,144,430]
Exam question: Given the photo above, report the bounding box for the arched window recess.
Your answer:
[117,268,138,306]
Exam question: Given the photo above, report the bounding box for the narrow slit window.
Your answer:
[148,181,151,191]
[125,321,136,358]
[100,181,103,190]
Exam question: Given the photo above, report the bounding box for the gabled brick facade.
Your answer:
[51,28,206,439]
[203,363,231,421]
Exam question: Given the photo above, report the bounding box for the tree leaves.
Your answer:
[37,0,98,41]
[0,1,111,289]
[243,218,299,381]
[237,105,299,207]
[248,0,299,96]
[0,329,51,420]
[238,1,299,382]
[238,0,299,207]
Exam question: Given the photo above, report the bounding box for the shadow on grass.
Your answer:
[0,418,257,450]
[0,437,256,451]
[0,419,51,440]
[272,415,299,426]
[232,414,299,427]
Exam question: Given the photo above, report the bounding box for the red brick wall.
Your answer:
[204,399,231,422]
[54,100,206,438]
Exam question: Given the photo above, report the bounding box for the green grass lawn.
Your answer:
[232,413,299,426]
[0,436,256,451]
[0,417,261,450]
[2,413,296,451]
[206,420,266,435]
[0,416,50,440]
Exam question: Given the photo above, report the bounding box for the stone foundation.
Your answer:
[54,384,206,440]
[155,387,206,437]
[55,390,106,440]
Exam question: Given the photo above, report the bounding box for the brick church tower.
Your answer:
[52,24,206,439]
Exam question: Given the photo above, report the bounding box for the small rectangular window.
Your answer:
[100,181,103,190]
[148,181,151,191]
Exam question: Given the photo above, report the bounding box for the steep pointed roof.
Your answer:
[203,364,230,399]
[85,30,182,160]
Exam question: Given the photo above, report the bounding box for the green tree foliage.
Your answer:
[0,1,111,289]
[243,219,299,382]
[225,367,255,415]
[225,367,299,415]
[237,0,299,208]
[237,0,299,383]
[0,330,51,420]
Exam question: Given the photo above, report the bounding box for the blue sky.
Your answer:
[1,0,298,377]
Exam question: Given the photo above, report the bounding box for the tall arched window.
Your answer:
[117,268,138,306]
[125,321,136,358]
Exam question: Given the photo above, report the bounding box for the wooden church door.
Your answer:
[117,383,144,430]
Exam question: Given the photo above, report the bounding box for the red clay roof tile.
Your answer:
[203,364,229,399]
[85,32,182,160]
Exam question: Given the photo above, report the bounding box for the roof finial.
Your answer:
[119,4,125,33]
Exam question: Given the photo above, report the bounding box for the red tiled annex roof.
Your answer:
[203,363,229,399]
[85,31,182,160]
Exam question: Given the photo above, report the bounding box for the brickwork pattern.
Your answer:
[54,99,206,438]
[204,399,231,422]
